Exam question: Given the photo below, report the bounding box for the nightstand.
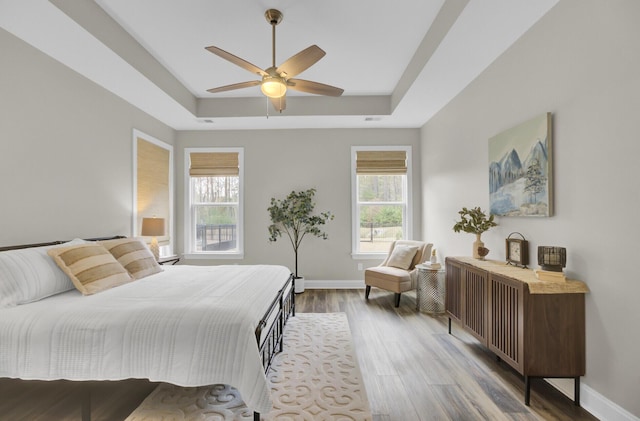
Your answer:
[158,256,180,265]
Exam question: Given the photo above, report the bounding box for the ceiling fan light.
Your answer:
[261,77,287,98]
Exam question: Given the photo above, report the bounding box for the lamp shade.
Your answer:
[141,218,165,237]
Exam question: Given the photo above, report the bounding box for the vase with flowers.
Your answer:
[453,206,497,259]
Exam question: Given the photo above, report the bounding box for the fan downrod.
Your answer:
[264,9,283,25]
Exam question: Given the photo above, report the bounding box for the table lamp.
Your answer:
[141,217,165,260]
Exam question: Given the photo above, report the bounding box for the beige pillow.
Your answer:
[386,245,419,270]
[47,243,133,295]
[99,238,163,280]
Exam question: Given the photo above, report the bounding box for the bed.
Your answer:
[0,237,295,420]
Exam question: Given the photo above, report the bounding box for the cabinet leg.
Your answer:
[448,317,451,334]
[525,376,531,406]
[365,285,371,300]
[574,377,580,406]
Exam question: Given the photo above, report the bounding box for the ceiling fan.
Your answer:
[205,9,344,113]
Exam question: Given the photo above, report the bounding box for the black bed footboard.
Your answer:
[253,273,295,421]
[255,273,295,373]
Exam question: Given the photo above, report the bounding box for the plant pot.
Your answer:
[294,276,305,294]
[473,234,484,259]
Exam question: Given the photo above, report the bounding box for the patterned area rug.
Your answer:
[126,313,372,420]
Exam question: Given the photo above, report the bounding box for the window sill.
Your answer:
[183,253,244,260]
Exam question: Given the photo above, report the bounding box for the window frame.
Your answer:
[132,129,174,258]
[351,145,412,259]
[183,147,244,259]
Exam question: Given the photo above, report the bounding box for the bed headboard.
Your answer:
[0,236,126,252]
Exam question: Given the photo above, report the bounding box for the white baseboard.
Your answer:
[299,282,638,420]
[544,377,639,421]
[303,280,366,289]
[578,382,639,421]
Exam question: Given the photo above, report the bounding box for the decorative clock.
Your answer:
[505,232,529,268]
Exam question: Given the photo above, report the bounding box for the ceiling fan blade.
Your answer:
[277,45,325,78]
[206,80,261,94]
[287,79,344,97]
[270,95,286,113]
[205,46,267,77]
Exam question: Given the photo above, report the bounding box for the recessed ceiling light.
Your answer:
[365,117,382,122]
[198,118,214,123]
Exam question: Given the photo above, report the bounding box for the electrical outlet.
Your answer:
[357,263,363,271]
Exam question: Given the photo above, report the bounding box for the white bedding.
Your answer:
[0,264,291,414]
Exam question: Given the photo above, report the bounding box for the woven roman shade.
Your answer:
[356,151,407,175]
[189,152,239,177]
[137,138,170,246]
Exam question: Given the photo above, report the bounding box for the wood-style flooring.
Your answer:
[296,289,597,421]
[0,289,598,420]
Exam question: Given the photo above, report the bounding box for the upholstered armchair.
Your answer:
[364,240,433,307]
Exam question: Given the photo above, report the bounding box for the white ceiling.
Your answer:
[0,0,558,131]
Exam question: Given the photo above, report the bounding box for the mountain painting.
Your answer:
[489,113,552,217]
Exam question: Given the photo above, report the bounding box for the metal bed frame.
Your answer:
[0,236,296,421]
[254,273,295,420]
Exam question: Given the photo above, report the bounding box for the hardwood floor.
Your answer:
[295,289,598,421]
[0,289,598,420]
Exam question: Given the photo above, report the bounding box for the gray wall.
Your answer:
[0,23,422,281]
[420,1,640,417]
[0,29,175,246]
[176,129,422,281]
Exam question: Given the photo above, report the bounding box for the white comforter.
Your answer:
[0,264,291,414]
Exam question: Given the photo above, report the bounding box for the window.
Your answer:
[133,130,173,258]
[184,148,243,258]
[351,146,412,257]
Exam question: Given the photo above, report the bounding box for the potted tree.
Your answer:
[268,188,334,293]
[453,206,497,259]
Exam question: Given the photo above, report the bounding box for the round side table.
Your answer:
[416,265,445,314]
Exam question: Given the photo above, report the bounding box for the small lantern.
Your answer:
[537,246,566,272]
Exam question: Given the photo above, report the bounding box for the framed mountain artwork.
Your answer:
[489,113,553,217]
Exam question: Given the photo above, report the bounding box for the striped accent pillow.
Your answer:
[48,243,133,295]
[99,238,163,280]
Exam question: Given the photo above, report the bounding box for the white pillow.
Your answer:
[386,245,419,270]
[0,238,86,308]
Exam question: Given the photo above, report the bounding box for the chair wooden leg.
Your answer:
[394,293,401,307]
[365,285,371,299]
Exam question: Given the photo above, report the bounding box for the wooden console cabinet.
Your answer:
[445,257,589,406]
